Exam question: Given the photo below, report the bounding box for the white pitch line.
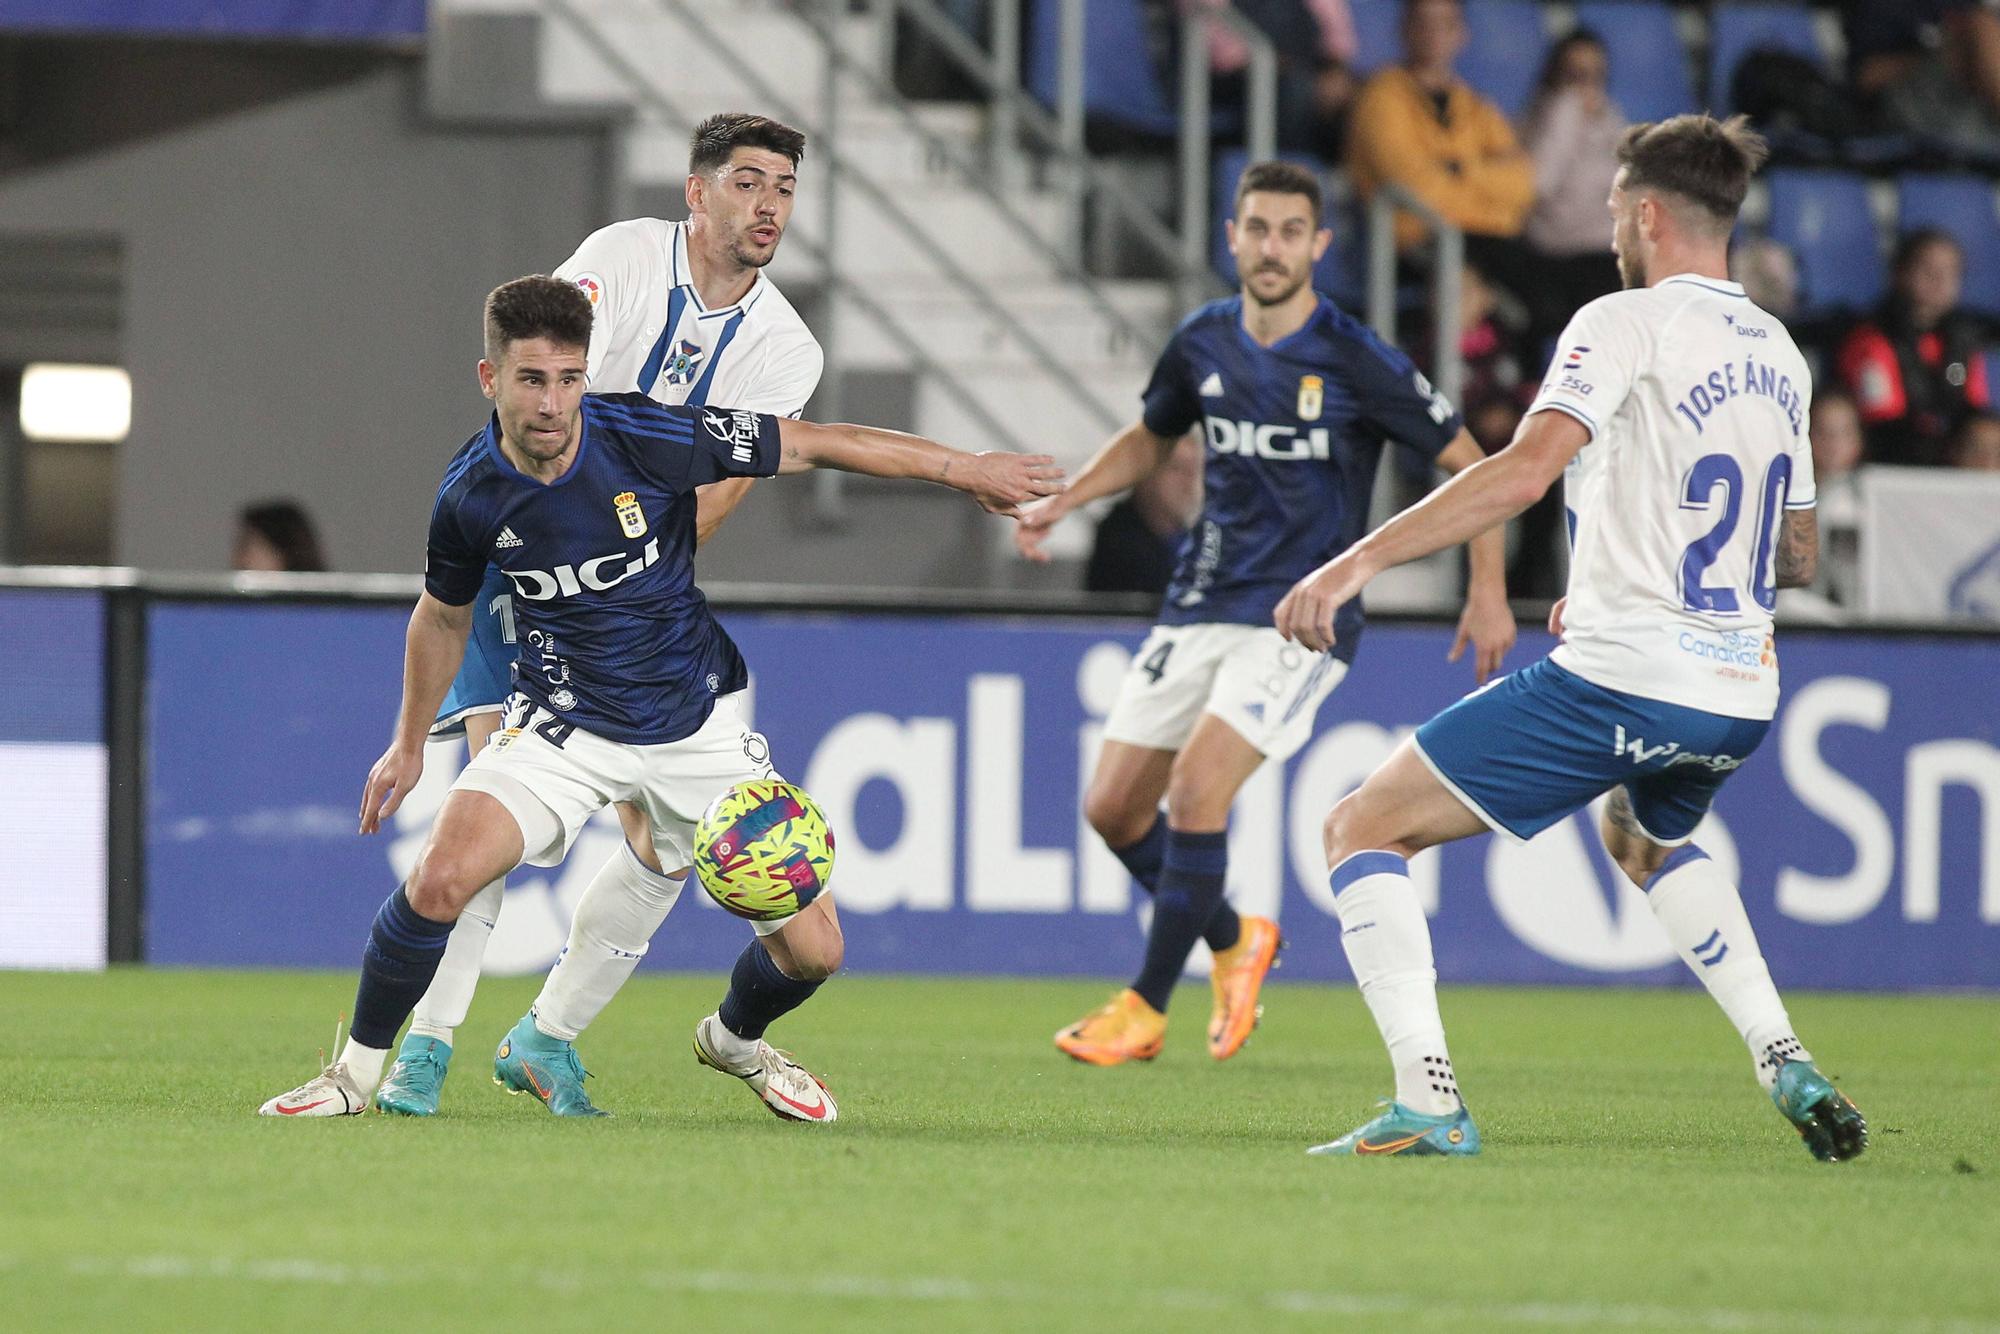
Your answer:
[10,1253,1997,1334]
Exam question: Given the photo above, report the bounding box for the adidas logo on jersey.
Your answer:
[495,527,525,549]
[1199,372,1225,397]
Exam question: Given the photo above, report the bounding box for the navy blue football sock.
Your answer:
[1112,816,1239,953]
[1130,828,1230,1013]
[717,941,823,1042]
[350,886,455,1050]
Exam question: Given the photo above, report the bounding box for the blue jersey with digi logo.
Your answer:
[424,393,782,745]
[1141,295,1462,659]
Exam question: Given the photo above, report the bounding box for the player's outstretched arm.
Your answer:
[1275,409,1586,653]
[773,419,1065,517]
[360,591,474,835]
[1013,419,1179,562]
[1434,428,1517,683]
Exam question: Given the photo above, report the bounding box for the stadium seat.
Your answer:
[1350,0,1402,71]
[1896,174,2000,317]
[1571,2,1695,124]
[1459,0,1549,119]
[1212,148,1366,311]
[1026,0,1180,137]
[1763,169,1886,314]
[1706,3,1826,115]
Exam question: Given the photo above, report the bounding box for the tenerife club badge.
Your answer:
[614,491,647,539]
[1297,374,1324,421]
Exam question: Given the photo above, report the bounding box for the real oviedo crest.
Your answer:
[613,491,647,539]
[1297,374,1324,421]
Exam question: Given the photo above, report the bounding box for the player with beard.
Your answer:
[1278,115,1863,1160]
[1016,161,1515,1066]
[376,114,831,1118]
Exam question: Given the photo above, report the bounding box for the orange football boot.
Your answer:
[1054,988,1167,1066]
[1206,915,1282,1060]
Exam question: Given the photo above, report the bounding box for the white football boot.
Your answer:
[258,1062,370,1117]
[692,1014,838,1124]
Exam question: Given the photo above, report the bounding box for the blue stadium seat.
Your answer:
[1026,0,1179,137]
[1350,0,1402,71]
[1571,2,1695,124]
[1896,174,2000,316]
[1212,148,1365,311]
[1706,3,1826,114]
[1764,169,1885,314]
[1459,0,1549,119]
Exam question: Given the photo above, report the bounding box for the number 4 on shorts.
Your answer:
[1141,640,1174,684]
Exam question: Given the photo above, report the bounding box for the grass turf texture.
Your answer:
[2,970,1995,1333]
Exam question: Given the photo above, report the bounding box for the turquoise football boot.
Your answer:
[1771,1061,1867,1162]
[1307,1100,1481,1157]
[492,1014,609,1118]
[375,1034,452,1116]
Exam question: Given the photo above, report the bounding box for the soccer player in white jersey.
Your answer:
[258,276,1061,1121]
[375,114,831,1118]
[1274,115,1866,1161]
[1017,161,1515,1066]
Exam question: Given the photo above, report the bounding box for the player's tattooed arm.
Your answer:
[1774,508,1818,589]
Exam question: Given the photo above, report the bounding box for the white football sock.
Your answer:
[1330,852,1461,1116]
[531,843,685,1042]
[337,1038,389,1095]
[407,877,503,1045]
[1645,846,1808,1091]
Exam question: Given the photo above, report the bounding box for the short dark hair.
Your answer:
[483,275,593,364]
[1234,160,1323,224]
[239,500,327,572]
[1616,113,1768,232]
[1893,226,1962,275]
[689,112,807,177]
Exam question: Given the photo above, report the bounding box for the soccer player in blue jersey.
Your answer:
[258,275,1061,1119]
[379,114,829,1118]
[1016,161,1516,1065]
[1277,115,1865,1160]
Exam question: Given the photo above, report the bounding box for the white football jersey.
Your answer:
[554,217,823,416]
[1530,274,1816,720]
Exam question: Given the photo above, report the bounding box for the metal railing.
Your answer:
[542,0,1064,465]
[632,0,1126,439]
[1177,3,1277,312]
[1366,182,1465,410]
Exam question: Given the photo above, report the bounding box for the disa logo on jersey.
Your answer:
[1205,418,1332,461]
[506,538,661,601]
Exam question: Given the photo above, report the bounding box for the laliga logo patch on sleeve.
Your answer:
[572,274,604,307]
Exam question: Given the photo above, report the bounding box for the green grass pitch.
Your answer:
[2,968,1996,1333]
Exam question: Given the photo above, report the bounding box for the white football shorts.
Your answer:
[1102,622,1348,760]
[451,690,792,931]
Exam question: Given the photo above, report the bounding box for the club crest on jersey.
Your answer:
[613,491,647,539]
[1297,375,1324,421]
[662,339,704,387]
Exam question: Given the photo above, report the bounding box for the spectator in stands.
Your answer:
[1180,0,1359,156]
[1843,0,2000,159]
[1732,235,1836,379]
[1807,389,1864,606]
[232,499,327,572]
[1518,30,1625,344]
[1344,0,1534,258]
[1084,434,1201,595]
[1952,410,2000,469]
[1837,228,1993,467]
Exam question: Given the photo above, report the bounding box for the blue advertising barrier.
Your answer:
[144,602,2000,990]
[0,1,423,39]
